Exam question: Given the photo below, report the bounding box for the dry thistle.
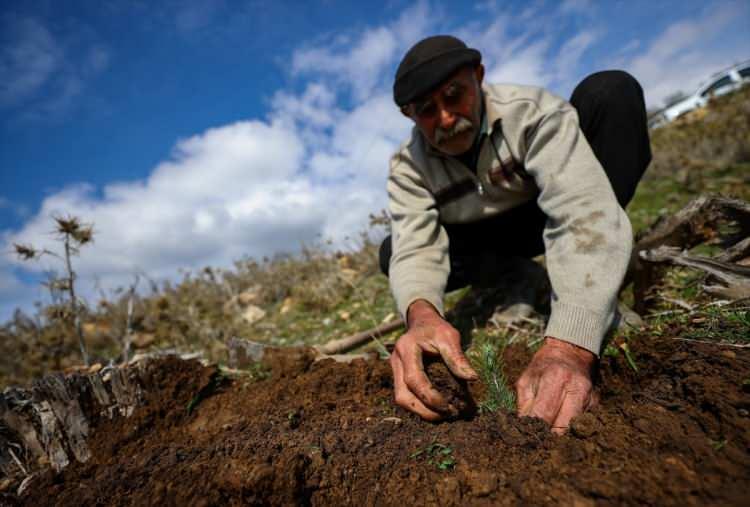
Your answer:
[54,215,82,235]
[72,225,94,245]
[54,215,94,245]
[14,243,38,260]
[18,214,95,366]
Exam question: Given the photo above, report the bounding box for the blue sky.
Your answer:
[1,0,749,321]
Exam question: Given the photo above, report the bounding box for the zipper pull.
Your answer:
[476,180,485,196]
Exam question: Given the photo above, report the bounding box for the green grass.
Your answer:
[409,438,456,471]
[680,305,750,343]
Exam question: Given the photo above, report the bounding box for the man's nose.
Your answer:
[438,107,456,129]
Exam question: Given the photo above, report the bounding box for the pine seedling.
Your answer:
[475,340,515,412]
[14,215,94,366]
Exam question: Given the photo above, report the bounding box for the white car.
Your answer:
[649,60,750,128]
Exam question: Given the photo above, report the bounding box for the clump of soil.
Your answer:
[16,329,750,506]
[424,357,476,419]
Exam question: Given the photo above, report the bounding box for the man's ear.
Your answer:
[475,64,485,86]
[400,105,413,119]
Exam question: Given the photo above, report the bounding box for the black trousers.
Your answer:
[379,70,652,291]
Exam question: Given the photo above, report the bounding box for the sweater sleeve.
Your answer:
[523,105,633,355]
[387,152,451,320]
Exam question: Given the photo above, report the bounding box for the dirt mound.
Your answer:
[17,332,750,506]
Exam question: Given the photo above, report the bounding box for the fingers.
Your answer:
[390,353,443,421]
[518,370,595,434]
[551,392,586,435]
[526,373,565,425]
[392,339,449,413]
[434,330,479,380]
[515,374,535,417]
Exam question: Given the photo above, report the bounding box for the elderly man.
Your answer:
[379,35,650,431]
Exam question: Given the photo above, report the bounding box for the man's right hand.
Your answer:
[390,299,479,420]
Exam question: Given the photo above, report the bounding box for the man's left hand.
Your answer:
[515,336,598,434]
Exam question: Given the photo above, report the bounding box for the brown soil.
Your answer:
[17,331,750,507]
[424,358,476,419]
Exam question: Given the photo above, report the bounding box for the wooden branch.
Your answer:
[630,195,750,311]
[671,337,750,348]
[634,195,750,252]
[227,317,406,366]
[315,318,404,355]
[716,236,750,263]
[639,246,750,299]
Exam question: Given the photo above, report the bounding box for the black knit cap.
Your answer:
[393,35,481,107]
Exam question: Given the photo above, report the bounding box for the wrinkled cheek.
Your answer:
[415,121,437,144]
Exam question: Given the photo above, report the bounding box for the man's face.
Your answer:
[402,64,485,156]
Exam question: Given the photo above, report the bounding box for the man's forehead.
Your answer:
[414,66,475,103]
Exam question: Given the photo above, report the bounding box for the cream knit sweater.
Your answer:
[387,83,632,355]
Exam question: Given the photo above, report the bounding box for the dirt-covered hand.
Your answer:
[390,300,479,421]
[516,336,598,434]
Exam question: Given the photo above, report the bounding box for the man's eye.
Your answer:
[443,84,465,105]
[416,101,437,117]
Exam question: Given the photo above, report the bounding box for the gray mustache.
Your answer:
[434,117,474,145]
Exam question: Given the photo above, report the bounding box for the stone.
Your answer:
[237,286,262,306]
[280,297,295,314]
[131,332,156,349]
[223,288,262,316]
[240,305,266,325]
[616,301,644,330]
[381,312,397,324]
[339,268,359,285]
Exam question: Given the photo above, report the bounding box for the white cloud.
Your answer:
[552,29,600,92]
[485,39,552,87]
[5,120,312,275]
[290,0,434,101]
[0,269,22,296]
[624,2,750,106]
[0,15,61,107]
[0,13,110,121]
[456,14,560,89]
[291,27,398,102]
